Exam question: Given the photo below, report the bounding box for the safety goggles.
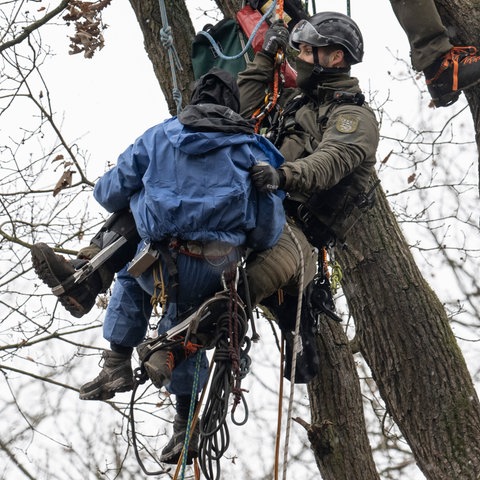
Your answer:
[289,19,331,50]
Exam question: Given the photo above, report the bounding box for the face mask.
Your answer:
[295,57,317,92]
[295,57,351,95]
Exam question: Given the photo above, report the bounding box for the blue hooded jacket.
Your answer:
[94,105,285,251]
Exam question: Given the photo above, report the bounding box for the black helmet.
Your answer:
[289,11,364,64]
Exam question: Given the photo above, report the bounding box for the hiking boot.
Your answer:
[31,242,102,318]
[79,350,134,401]
[160,414,200,465]
[424,46,480,107]
[137,338,176,389]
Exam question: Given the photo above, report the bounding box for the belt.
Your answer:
[169,238,237,259]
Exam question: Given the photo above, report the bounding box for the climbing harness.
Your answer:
[151,262,168,317]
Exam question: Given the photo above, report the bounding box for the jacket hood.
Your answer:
[166,104,257,154]
[178,104,255,133]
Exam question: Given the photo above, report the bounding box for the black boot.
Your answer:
[31,243,104,318]
[160,414,200,465]
[79,350,133,401]
[424,46,480,107]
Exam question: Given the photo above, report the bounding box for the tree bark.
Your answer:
[307,319,380,480]
[338,173,480,479]
[128,0,196,115]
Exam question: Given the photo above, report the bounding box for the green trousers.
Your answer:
[390,0,453,71]
[246,221,317,307]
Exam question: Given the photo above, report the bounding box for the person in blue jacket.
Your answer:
[32,68,287,464]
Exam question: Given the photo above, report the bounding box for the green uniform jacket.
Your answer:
[238,52,380,242]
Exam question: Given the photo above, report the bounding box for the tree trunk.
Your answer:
[338,173,480,479]
[128,0,196,115]
[307,319,380,480]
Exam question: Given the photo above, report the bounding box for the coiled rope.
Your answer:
[198,284,250,480]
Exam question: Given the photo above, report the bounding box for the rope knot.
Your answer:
[160,25,173,48]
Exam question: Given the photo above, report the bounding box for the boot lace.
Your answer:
[427,46,480,90]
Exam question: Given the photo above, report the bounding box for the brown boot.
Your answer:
[424,46,480,107]
[31,243,103,318]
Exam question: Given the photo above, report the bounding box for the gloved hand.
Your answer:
[262,20,289,57]
[250,162,286,192]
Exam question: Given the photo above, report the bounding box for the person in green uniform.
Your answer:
[238,12,379,310]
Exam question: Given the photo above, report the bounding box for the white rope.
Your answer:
[281,222,305,480]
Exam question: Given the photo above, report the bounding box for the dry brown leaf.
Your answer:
[53,170,73,196]
[381,149,393,164]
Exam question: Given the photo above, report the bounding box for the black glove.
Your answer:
[250,162,285,192]
[262,21,289,57]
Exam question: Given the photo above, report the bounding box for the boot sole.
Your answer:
[79,378,134,401]
[32,244,87,317]
[160,442,198,465]
[31,244,66,288]
[432,90,461,107]
[59,295,88,318]
[432,77,480,107]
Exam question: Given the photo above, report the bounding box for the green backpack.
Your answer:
[191,18,254,80]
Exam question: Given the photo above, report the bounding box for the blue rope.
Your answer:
[198,0,277,61]
[179,351,202,479]
[158,0,183,114]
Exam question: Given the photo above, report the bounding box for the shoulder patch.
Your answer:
[336,114,359,133]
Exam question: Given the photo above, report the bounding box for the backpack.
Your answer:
[191,18,254,80]
[191,6,298,86]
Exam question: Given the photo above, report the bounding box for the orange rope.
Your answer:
[276,0,284,21]
[252,0,285,133]
[321,247,330,279]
